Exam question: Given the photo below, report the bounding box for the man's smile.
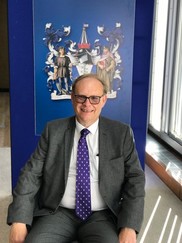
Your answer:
[81,108,94,113]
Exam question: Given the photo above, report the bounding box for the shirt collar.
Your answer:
[75,119,99,135]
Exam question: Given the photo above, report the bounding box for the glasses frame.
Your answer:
[74,94,104,104]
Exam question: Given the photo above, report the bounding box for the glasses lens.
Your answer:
[75,95,86,103]
[90,96,100,104]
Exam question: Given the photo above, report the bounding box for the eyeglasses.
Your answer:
[74,94,104,104]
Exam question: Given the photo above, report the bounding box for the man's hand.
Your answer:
[119,227,136,243]
[9,223,28,243]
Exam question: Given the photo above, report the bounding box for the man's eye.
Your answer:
[91,96,98,100]
[79,96,85,99]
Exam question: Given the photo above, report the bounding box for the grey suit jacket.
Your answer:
[7,116,145,233]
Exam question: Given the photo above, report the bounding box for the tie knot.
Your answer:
[81,129,90,138]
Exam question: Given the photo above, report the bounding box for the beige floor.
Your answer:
[0,92,12,242]
[0,92,10,147]
[0,147,11,243]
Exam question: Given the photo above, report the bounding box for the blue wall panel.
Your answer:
[131,0,154,166]
[8,0,154,188]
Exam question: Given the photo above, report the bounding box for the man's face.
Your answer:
[71,77,107,127]
[103,47,109,55]
[59,48,65,55]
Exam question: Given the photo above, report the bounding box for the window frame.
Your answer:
[148,0,182,156]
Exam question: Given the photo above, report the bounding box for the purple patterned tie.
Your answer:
[75,128,92,220]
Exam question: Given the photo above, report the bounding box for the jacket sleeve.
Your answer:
[7,125,49,226]
[117,126,145,233]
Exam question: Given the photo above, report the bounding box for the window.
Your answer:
[149,0,182,155]
[169,3,182,143]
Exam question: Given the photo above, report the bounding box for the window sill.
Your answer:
[145,134,182,201]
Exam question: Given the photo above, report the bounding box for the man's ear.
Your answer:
[71,92,74,102]
[101,94,108,108]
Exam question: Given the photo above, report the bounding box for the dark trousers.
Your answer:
[25,207,119,243]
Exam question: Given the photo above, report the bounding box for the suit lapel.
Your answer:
[98,118,109,183]
[64,118,75,184]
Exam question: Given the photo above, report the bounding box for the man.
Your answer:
[53,46,72,95]
[8,73,145,243]
[96,46,116,93]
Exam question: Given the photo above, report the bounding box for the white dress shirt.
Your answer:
[60,119,107,211]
